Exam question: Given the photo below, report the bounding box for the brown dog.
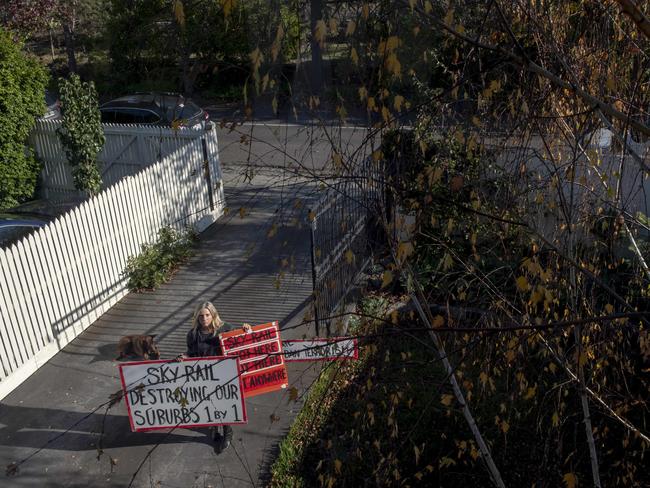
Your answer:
[116,335,160,360]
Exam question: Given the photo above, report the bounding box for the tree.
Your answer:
[107,0,301,95]
[0,27,48,210]
[57,73,105,196]
[1,0,107,73]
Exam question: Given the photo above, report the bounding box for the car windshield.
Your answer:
[160,98,201,122]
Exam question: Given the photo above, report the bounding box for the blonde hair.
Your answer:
[191,301,224,334]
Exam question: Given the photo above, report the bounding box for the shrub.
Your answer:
[57,73,105,196]
[0,27,48,210]
[123,226,196,291]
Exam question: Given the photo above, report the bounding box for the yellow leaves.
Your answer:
[471,116,482,127]
[479,371,488,387]
[397,241,414,262]
[173,0,185,27]
[238,207,247,219]
[249,47,263,72]
[440,394,454,406]
[385,54,402,77]
[381,270,393,288]
[288,386,298,402]
[345,249,355,264]
[470,444,480,460]
[552,411,560,427]
[171,119,184,131]
[562,472,577,488]
[378,36,400,55]
[336,104,347,122]
[314,20,327,48]
[332,152,342,168]
[350,47,359,65]
[606,74,616,91]
[367,96,377,111]
[394,95,405,112]
[442,253,454,271]
[271,25,284,62]
[432,315,444,328]
[500,420,510,434]
[424,166,444,186]
[516,276,530,292]
[334,459,342,474]
[578,351,588,368]
[358,86,368,102]
[605,303,614,314]
[361,3,370,20]
[371,149,383,161]
[482,79,501,99]
[346,20,356,36]
[444,8,454,26]
[221,0,237,18]
[523,384,537,400]
[381,106,391,123]
[328,18,338,35]
[308,210,316,222]
[439,456,456,468]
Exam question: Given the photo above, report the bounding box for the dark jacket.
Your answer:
[186,324,234,358]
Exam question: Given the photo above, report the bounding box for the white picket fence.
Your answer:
[0,138,225,400]
[29,120,222,202]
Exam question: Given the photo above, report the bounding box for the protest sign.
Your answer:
[283,338,359,362]
[220,321,288,397]
[119,357,247,432]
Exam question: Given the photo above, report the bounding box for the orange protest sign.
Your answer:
[220,321,288,397]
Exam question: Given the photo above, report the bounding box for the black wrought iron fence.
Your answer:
[308,159,385,335]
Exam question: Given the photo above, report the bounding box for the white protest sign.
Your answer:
[282,338,358,362]
[119,357,247,432]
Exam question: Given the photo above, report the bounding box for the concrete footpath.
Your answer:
[0,150,326,487]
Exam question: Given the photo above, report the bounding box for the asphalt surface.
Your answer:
[0,118,372,487]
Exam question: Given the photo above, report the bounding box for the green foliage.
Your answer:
[123,226,196,292]
[57,73,105,195]
[0,27,48,210]
[106,0,302,94]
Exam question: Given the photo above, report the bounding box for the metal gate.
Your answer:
[308,158,384,335]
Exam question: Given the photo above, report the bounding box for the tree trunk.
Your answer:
[309,0,323,95]
[62,22,77,73]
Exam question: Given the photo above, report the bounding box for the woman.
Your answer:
[185,301,251,452]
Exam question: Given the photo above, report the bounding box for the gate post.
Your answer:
[309,209,320,336]
[201,130,215,211]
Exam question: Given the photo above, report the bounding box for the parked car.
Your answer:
[100,93,210,129]
[0,213,50,249]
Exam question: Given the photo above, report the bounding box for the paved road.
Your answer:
[0,118,371,487]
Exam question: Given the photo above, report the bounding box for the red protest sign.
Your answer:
[220,321,288,398]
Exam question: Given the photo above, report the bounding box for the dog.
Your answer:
[116,335,160,360]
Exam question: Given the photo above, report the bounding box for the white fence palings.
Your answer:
[1,127,224,400]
